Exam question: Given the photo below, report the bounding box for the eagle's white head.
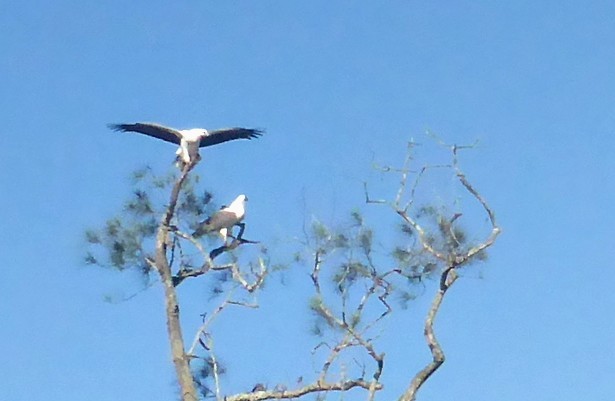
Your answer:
[229,194,248,208]
[180,128,208,142]
[227,194,248,218]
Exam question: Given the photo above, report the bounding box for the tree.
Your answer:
[85,139,500,401]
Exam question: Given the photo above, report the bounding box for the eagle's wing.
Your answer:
[192,210,240,237]
[199,128,263,148]
[108,123,183,145]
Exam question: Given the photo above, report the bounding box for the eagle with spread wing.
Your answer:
[108,122,263,166]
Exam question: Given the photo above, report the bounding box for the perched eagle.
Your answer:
[108,122,263,166]
[193,194,248,241]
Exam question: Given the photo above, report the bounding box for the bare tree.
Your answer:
[85,139,499,401]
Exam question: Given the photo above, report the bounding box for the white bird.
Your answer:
[192,195,248,241]
[108,122,263,166]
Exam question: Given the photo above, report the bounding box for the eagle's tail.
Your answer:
[192,226,210,238]
[192,219,213,238]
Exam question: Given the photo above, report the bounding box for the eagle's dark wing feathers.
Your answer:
[192,210,238,238]
[108,123,183,145]
[199,128,263,148]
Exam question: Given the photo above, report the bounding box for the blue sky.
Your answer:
[1,1,614,400]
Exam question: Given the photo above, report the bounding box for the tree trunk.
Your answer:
[153,165,199,401]
[156,243,199,401]
[398,267,458,401]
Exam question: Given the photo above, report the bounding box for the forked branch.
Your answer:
[396,143,500,401]
[364,140,500,401]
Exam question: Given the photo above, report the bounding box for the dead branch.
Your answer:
[451,145,501,263]
[225,379,383,401]
[395,143,500,401]
[187,295,258,358]
[308,251,386,398]
[363,139,500,401]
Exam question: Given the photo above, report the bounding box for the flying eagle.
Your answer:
[193,194,248,241]
[108,122,263,166]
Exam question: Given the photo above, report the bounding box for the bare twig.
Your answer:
[210,339,222,401]
[187,295,258,357]
[319,333,355,381]
[104,277,159,303]
[396,210,447,261]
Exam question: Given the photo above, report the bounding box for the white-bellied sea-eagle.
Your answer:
[192,194,248,241]
[108,122,263,166]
